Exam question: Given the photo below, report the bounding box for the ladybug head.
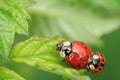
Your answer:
[87,52,105,73]
[56,41,72,58]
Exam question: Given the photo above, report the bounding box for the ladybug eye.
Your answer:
[89,64,95,70]
[56,43,63,50]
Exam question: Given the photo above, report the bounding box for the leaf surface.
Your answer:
[0,66,25,80]
[10,36,90,80]
[0,0,29,58]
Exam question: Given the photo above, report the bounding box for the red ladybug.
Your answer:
[86,52,105,73]
[65,41,93,69]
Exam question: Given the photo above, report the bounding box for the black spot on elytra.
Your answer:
[101,63,104,67]
[85,63,87,66]
[84,46,87,49]
[99,68,102,71]
[101,54,104,57]
[77,64,81,67]
[80,57,82,60]
[102,59,105,62]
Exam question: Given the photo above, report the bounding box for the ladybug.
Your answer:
[65,41,93,69]
[57,40,105,73]
[86,52,105,73]
[57,41,93,69]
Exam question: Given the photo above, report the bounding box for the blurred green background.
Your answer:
[5,0,120,80]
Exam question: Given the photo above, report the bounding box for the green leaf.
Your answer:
[0,32,14,59]
[0,0,29,58]
[87,0,120,12]
[7,0,34,7]
[9,36,90,80]
[0,66,25,80]
[67,0,120,14]
[27,0,120,46]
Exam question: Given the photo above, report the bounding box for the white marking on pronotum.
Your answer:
[63,41,71,46]
[93,55,99,59]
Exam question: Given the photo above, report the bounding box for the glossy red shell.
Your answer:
[65,41,93,69]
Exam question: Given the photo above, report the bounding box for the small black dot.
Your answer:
[101,54,104,57]
[77,64,81,67]
[102,59,104,62]
[80,58,82,60]
[101,63,104,67]
[84,46,87,49]
[99,68,102,70]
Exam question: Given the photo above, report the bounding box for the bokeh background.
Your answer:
[5,0,120,80]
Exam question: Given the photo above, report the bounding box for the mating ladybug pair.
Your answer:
[56,41,105,73]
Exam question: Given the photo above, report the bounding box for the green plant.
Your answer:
[0,0,120,80]
[0,0,89,80]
